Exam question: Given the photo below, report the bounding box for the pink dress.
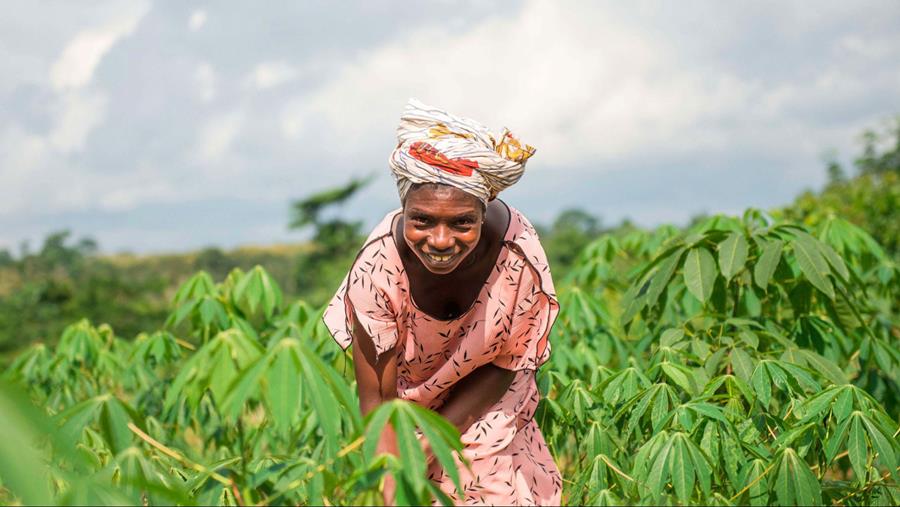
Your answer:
[323,204,562,506]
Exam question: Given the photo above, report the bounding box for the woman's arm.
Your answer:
[350,307,398,415]
[349,307,399,504]
[437,364,515,434]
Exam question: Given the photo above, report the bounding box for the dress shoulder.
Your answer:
[504,206,557,301]
[322,209,405,357]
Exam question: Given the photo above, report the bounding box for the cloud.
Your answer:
[48,1,149,91]
[193,110,244,163]
[284,1,757,167]
[286,0,900,176]
[48,90,107,152]
[193,62,217,103]
[245,61,299,90]
[2,0,899,253]
[189,10,207,32]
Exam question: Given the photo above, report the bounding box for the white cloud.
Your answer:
[193,62,217,103]
[194,111,243,163]
[48,1,149,91]
[189,10,207,32]
[285,0,757,167]
[48,90,108,153]
[284,0,899,175]
[97,164,179,211]
[245,61,299,90]
[0,127,48,214]
[3,0,899,253]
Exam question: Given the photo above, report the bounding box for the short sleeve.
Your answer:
[322,238,401,359]
[491,264,559,371]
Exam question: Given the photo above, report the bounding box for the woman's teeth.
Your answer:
[426,253,453,263]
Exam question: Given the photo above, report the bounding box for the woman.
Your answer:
[324,99,561,505]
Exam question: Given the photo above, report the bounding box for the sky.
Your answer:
[2,0,899,255]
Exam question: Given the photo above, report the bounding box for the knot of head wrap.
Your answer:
[388,98,535,205]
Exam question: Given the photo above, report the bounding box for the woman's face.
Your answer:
[402,184,484,275]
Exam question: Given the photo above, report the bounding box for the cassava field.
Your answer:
[1,128,899,505]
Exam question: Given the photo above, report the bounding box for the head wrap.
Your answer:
[388,98,536,205]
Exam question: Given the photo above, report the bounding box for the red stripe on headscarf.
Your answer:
[408,141,478,177]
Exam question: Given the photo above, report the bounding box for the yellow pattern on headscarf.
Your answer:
[495,130,536,164]
[428,123,474,140]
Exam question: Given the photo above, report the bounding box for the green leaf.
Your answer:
[774,448,821,506]
[686,436,712,497]
[833,386,854,423]
[221,353,270,419]
[0,382,55,505]
[791,236,835,299]
[798,386,841,423]
[393,404,427,494]
[751,363,772,407]
[670,437,695,504]
[718,232,749,282]
[619,281,647,326]
[859,411,898,481]
[815,240,850,283]
[730,348,755,384]
[296,341,342,453]
[407,405,463,497]
[646,247,685,309]
[662,363,698,396]
[267,345,301,432]
[848,414,867,485]
[363,404,394,461]
[753,239,783,290]
[684,247,718,303]
[98,396,136,454]
[825,415,851,463]
[660,328,685,347]
[742,459,769,506]
[646,435,674,501]
[796,349,847,386]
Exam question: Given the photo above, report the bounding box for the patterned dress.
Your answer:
[323,204,562,506]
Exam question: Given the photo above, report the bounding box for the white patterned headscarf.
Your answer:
[388,99,536,205]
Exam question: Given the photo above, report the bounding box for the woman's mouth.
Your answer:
[423,252,457,265]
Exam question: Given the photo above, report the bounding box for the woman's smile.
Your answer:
[402,184,485,275]
[423,251,456,264]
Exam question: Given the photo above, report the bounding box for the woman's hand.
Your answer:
[378,424,398,506]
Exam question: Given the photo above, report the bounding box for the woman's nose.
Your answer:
[427,225,454,252]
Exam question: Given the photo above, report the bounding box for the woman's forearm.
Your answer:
[437,363,516,434]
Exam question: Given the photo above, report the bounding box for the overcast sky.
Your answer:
[2,0,899,254]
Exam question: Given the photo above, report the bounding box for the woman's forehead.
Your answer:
[404,184,482,211]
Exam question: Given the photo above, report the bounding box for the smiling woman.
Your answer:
[323,99,561,505]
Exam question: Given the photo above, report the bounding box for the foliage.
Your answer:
[2,124,899,505]
[0,231,169,355]
[2,206,898,505]
[551,210,899,505]
[0,232,307,358]
[536,208,609,274]
[780,118,900,258]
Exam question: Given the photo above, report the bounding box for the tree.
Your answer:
[289,177,373,304]
[539,208,604,273]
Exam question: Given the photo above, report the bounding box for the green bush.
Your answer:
[1,207,898,505]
